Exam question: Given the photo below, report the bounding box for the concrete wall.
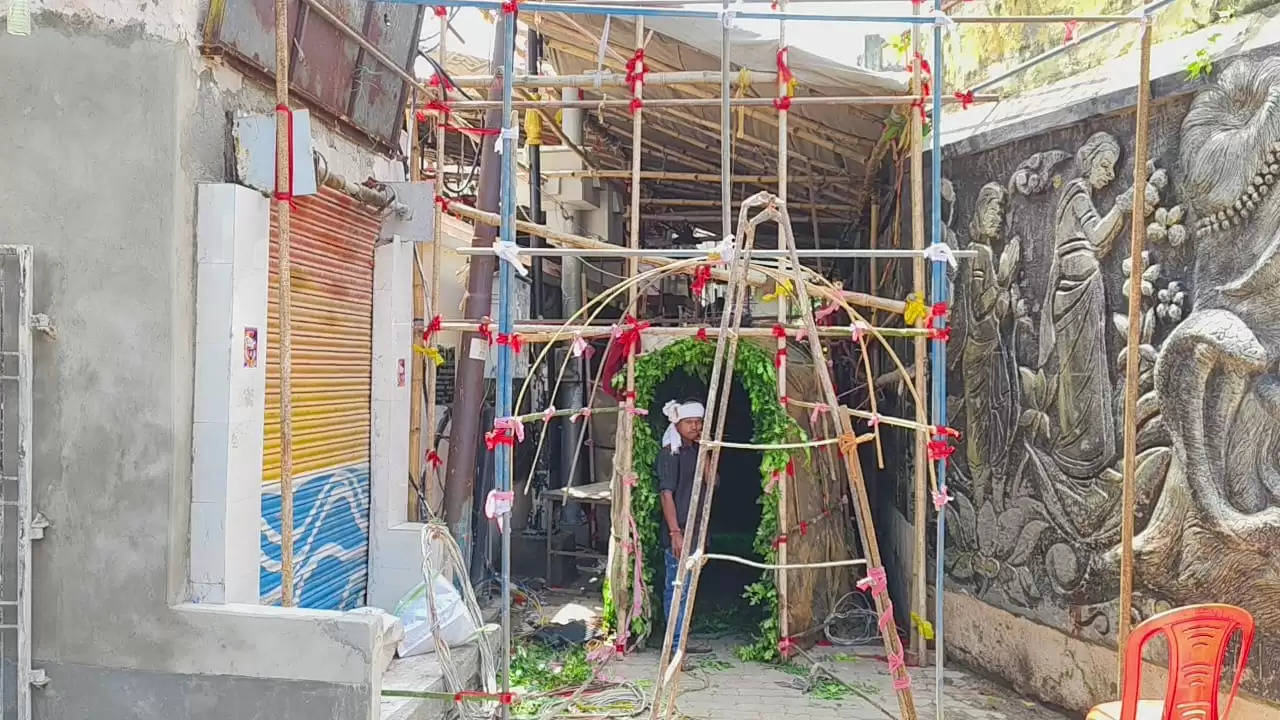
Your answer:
[873,16,1280,714]
[0,8,406,718]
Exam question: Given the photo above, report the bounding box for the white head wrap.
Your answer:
[662,400,705,454]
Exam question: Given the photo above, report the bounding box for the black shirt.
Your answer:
[656,442,713,550]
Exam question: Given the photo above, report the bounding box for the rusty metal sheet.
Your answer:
[204,0,301,77]
[350,2,421,143]
[293,0,364,113]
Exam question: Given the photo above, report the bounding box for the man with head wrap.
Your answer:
[656,398,715,655]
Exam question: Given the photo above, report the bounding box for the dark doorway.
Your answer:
[648,368,766,637]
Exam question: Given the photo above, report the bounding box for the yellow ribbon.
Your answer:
[762,278,793,303]
[910,612,935,641]
[524,102,543,147]
[414,344,445,367]
[903,293,927,326]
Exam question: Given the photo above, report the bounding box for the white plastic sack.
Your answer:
[395,577,479,658]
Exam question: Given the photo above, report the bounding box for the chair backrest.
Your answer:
[1119,604,1255,720]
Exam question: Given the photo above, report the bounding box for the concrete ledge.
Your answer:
[379,645,481,720]
[943,590,1280,718]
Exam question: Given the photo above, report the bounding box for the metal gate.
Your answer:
[260,189,378,610]
[0,246,37,719]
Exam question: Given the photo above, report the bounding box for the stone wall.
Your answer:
[897,47,1280,706]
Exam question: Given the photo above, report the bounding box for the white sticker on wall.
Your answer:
[469,337,489,361]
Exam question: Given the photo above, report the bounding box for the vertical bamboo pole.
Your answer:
[869,200,879,377]
[1118,15,1152,687]
[908,2,928,664]
[409,91,425,521]
[616,15,644,646]
[774,0,790,649]
[274,0,296,607]
[423,9,448,519]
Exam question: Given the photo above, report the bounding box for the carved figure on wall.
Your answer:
[958,182,1020,508]
[1038,133,1130,478]
[1123,55,1280,632]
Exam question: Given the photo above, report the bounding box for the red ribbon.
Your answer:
[624,49,647,96]
[786,458,796,478]
[771,323,787,340]
[433,5,447,16]
[618,315,649,356]
[773,96,792,112]
[628,98,644,115]
[497,332,523,354]
[778,636,797,658]
[422,100,452,116]
[500,0,518,13]
[435,194,452,213]
[927,439,956,462]
[911,97,927,122]
[799,521,809,537]
[426,450,443,470]
[954,90,974,110]
[428,73,455,91]
[776,47,795,87]
[273,104,297,210]
[485,428,515,451]
[691,265,713,295]
[454,690,515,705]
[774,347,787,369]
[696,327,710,342]
[936,426,962,440]
[423,315,442,343]
[930,302,949,321]
[929,326,951,343]
[1064,20,1079,43]
[477,321,494,344]
[772,533,788,550]
[907,51,931,77]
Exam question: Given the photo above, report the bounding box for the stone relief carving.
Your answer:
[938,55,1280,690]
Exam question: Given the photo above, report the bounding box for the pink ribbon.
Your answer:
[572,407,593,423]
[494,416,525,443]
[622,473,638,487]
[888,648,912,690]
[542,405,557,423]
[878,602,894,632]
[809,403,830,428]
[765,470,781,493]
[484,490,515,532]
[627,515,644,617]
[571,333,593,359]
[932,488,954,511]
[814,302,841,322]
[857,566,888,595]
[851,323,866,343]
[866,414,881,429]
[610,324,623,341]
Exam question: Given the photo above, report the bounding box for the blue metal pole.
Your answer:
[498,10,516,719]
[929,2,948,717]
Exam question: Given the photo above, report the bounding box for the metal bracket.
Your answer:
[27,669,49,688]
[28,512,49,541]
[30,314,55,341]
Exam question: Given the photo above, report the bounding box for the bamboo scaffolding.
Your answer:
[638,212,850,223]
[1118,15,1153,688]
[641,198,846,211]
[422,7,449,521]
[908,1,928,665]
[408,94,426,520]
[539,169,836,182]
[433,322,933,341]
[426,93,995,109]
[453,245,977,259]
[274,0,296,608]
[775,0,791,650]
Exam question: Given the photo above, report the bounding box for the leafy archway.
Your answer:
[605,338,804,660]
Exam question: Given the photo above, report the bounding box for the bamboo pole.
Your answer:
[775,0,791,652]
[274,0,296,608]
[869,200,879,379]
[441,200,909,313]
[805,158,821,250]
[539,169,836,182]
[642,198,846,211]
[908,2,928,664]
[637,212,851,223]
[408,93,426,521]
[433,322,932,340]
[422,7,449,521]
[1118,14,1152,687]
[427,93,993,110]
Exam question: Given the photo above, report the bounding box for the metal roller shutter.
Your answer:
[260,186,378,610]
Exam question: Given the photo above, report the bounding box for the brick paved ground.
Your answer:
[599,635,1071,720]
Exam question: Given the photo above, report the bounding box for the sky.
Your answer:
[419,2,912,72]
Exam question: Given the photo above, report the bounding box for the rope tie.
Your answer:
[496,332,523,354]
[477,319,494,344]
[542,405,557,424]
[777,636,797,658]
[433,5,447,16]
[273,104,297,210]
[624,48,647,96]
[422,315,442,343]
[774,347,787,369]
[887,648,912,690]
[773,96,792,112]
[927,439,956,462]
[696,327,710,342]
[775,47,797,97]
[932,487,955,511]
[426,450,443,470]
[691,264,713,295]
[928,326,952,342]
[772,533,788,550]
[484,427,514,451]
[765,469,781,493]
[808,402,830,428]
[434,194,452,213]
[954,90,975,110]
[571,333,594,358]
[837,432,859,457]
[500,0,518,14]
[1063,19,1079,44]
[483,490,514,532]
[571,407,593,423]
[772,323,787,340]
[441,124,501,137]
[493,416,525,443]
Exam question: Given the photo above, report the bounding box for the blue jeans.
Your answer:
[663,549,691,651]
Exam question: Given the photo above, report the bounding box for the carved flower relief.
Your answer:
[1155,281,1187,323]
[1147,205,1188,248]
[945,492,1050,609]
[1018,366,1056,446]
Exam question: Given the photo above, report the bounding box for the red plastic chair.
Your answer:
[1086,604,1254,720]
